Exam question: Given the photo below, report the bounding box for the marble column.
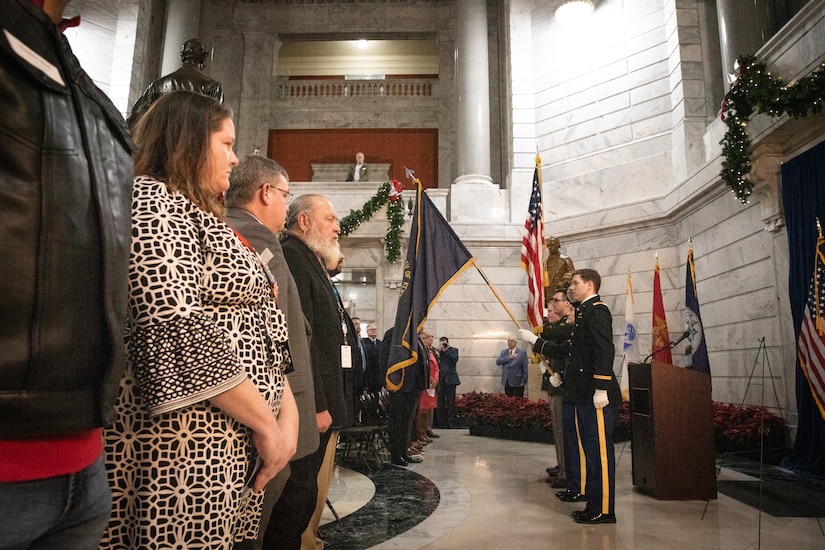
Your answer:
[451,0,506,222]
[160,0,202,75]
[237,32,281,158]
[716,0,775,84]
[454,0,492,185]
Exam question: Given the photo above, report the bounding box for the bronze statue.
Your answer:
[128,39,224,127]
[543,236,575,305]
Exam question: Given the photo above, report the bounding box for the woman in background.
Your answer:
[101,91,297,549]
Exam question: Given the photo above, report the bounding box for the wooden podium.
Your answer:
[628,361,717,500]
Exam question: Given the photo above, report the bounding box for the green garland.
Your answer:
[339,181,404,263]
[720,55,825,203]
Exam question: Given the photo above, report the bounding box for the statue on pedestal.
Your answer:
[128,38,224,127]
[543,236,575,305]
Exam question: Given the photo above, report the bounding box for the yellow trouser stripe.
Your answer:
[596,407,609,513]
[574,410,586,492]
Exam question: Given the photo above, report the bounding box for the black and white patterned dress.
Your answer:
[101,177,289,549]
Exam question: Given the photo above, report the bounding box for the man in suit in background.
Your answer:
[436,337,460,428]
[382,327,429,466]
[496,336,529,397]
[345,152,369,182]
[362,323,383,395]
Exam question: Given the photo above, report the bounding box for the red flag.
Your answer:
[652,258,672,364]
[798,235,825,419]
[520,156,545,328]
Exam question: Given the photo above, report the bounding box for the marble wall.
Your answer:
[506,0,825,430]
[63,0,142,117]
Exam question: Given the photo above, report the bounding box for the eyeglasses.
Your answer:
[259,182,293,204]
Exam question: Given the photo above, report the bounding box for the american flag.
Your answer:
[798,235,825,419]
[520,157,545,328]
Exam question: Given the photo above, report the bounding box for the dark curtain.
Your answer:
[780,138,825,478]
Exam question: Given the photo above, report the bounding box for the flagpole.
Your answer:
[473,258,551,372]
[471,258,525,329]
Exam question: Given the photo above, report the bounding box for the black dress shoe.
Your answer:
[403,454,423,463]
[426,430,440,438]
[574,512,616,524]
[550,477,567,488]
[556,490,587,502]
[546,466,560,475]
[389,455,408,466]
[571,510,591,521]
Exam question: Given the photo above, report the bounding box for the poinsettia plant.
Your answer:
[712,402,786,450]
[455,392,553,430]
[455,392,786,452]
[455,391,631,438]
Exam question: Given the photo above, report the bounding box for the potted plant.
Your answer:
[455,392,632,443]
[712,402,787,463]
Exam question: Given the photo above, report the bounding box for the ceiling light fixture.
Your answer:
[555,0,594,23]
[357,39,368,51]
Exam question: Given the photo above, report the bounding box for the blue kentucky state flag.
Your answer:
[685,244,710,375]
[385,184,474,391]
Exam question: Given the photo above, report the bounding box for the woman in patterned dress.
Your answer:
[101,91,298,549]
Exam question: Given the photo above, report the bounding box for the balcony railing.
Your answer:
[276,78,436,99]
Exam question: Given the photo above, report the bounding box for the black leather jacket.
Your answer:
[0,0,133,438]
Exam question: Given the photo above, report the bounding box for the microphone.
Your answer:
[671,330,691,347]
[642,330,692,363]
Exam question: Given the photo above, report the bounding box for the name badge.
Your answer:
[341,345,352,369]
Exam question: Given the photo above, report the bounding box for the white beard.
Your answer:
[304,226,340,266]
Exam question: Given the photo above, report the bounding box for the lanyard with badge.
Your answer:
[330,279,352,369]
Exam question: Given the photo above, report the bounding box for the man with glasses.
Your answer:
[521,269,620,524]
[225,155,315,550]
[541,289,575,488]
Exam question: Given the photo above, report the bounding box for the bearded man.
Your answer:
[264,194,348,550]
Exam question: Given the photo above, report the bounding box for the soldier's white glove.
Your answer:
[518,328,538,345]
[593,389,609,409]
[549,373,562,388]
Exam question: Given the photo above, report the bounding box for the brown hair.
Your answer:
[573,268,601,292]
[133,91,233,218]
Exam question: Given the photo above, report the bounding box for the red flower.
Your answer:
[388,179,403,201]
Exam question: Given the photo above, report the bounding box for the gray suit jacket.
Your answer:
[225,208,320,461]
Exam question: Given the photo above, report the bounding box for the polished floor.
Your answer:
[319,428,824,550]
